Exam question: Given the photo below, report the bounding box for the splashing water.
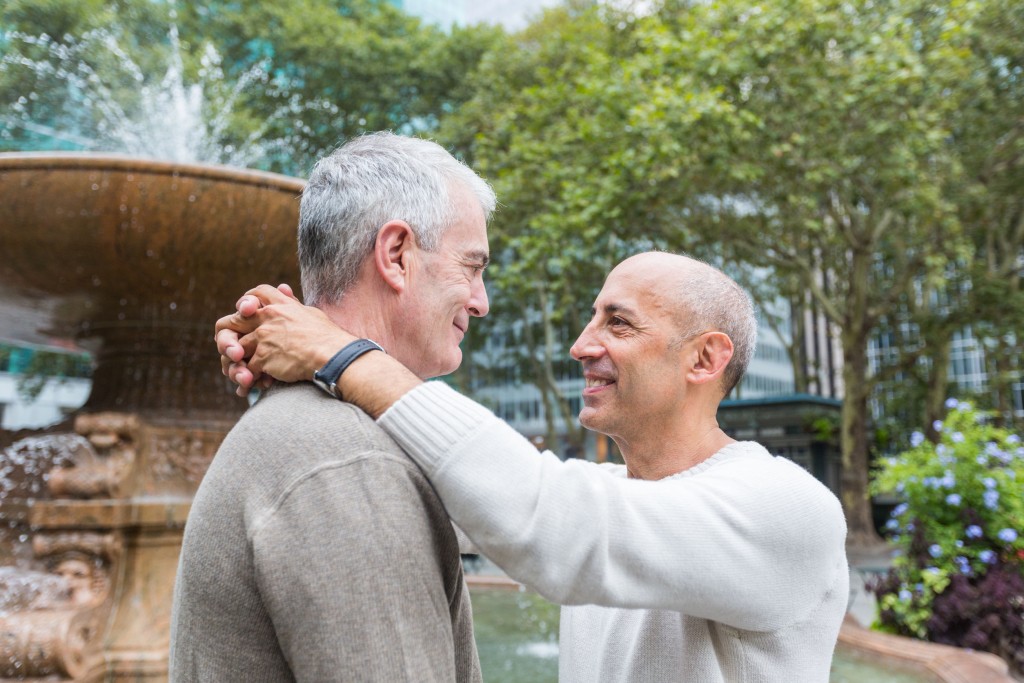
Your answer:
[0,16,336,168]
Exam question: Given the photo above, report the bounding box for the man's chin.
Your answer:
[578,407,602,432]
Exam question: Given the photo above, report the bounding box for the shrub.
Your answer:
[870,399,1024,675]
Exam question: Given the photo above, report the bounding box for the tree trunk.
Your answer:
[923,335,952,443]
[840,246,881,546]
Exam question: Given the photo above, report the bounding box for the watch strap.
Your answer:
[312,339,384,399]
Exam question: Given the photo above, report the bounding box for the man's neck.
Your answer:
[318,290,399,362]
[612,408,735,480]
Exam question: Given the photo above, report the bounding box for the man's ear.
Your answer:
[686,331,734,386]
[373,220,417,293]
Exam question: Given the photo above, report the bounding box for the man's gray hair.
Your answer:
[298,131,496,307]
[670,257,758,396]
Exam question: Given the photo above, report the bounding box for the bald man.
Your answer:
[217,252,849,683]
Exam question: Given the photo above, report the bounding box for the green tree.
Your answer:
[442,1,745,452]
[684,0,979,543]
[1,0,503,175]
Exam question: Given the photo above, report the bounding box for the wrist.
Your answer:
[312,339,385,399]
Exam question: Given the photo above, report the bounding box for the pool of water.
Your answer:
[470,588,932,683]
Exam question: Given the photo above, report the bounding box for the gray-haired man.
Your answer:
[170,132,492,682]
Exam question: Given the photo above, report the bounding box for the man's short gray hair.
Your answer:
[298,131,496,307]
[670,257,758,396]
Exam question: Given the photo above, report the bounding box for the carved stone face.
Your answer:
[55,558,102,607]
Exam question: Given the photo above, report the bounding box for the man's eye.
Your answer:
[610,317,627,327]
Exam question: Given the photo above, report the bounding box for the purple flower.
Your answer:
[997,528,1018,543]
[1007,435,1021,445]
[982,477,997,489]
[955,539,964,548]
[979,550,996,564]
[945,398,959,409]
[885,519,900,531]
[951,432,965,443]
[933,420,944,432]
[954,556,971,574]
[929,544,943,558]
[983,490,999,510]
[966,525,983,539]
[945,493,961,506]
[899,589,912,601]
[977,455,989,465]
[892,503,908,517]
[910,431,925,447]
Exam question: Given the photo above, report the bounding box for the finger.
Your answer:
[236,295,261,318]
[276,283,297,300]
[215,328,245,362]
[229,361,254,390]
[245,283,297,307]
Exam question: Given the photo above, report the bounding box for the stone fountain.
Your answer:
[0,153,304,681]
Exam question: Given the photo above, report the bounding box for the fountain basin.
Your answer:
[0,153,304,416]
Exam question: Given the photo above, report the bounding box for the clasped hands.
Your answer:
[215,284,355,397]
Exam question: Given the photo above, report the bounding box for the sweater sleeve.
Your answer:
[379,382,848,632]
[248,454,470,682]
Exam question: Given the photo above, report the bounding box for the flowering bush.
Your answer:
[870,399,1024,674]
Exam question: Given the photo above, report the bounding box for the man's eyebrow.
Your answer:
[591,302,638,318]
[467,250,490,267]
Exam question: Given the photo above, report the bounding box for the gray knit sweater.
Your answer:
[170,383,480,683]
[379,382,849,683]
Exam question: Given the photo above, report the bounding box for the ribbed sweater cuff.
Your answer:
[377,381,493,473]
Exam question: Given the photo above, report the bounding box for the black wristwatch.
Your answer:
[312,339,385,399]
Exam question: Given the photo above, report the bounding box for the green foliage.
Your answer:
[0,344,93,401]
[1,0,501,174]
[871,400,1024,639]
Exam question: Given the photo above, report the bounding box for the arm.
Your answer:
[250,455,469,682]
[377,382,848,632]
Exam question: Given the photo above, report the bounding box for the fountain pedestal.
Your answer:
[0,154,304,682]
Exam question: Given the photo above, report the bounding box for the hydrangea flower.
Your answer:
[983,490,999,510]
[1007,435,1021,445]
[997,528,1018,543]
[944,398,959,409]
[954,556,971,574]
[933,420,943,432]
[966,525,983,539]
[951,432,965,443]
[982,477,997,489]
[899,589,912,601]
[910,431,925,447]
[979,549,996,564]
[929,544,943,558]
[885,519,900,531]
[892,503,908,517]
[945,493,961,506]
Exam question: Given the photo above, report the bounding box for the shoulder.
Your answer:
[220,383,402,461]
[678,441,846,530]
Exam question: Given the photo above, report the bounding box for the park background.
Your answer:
[1,0,1022,679]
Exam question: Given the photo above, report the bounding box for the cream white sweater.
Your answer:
[379,382,849,683]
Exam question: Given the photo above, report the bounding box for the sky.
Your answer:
[463,0,562,29]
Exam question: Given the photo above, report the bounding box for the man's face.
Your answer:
[569,256,695,440]
[404,186,490,378]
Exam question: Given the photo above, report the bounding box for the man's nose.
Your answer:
[570,325,601,361]
[468,279,489,317]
